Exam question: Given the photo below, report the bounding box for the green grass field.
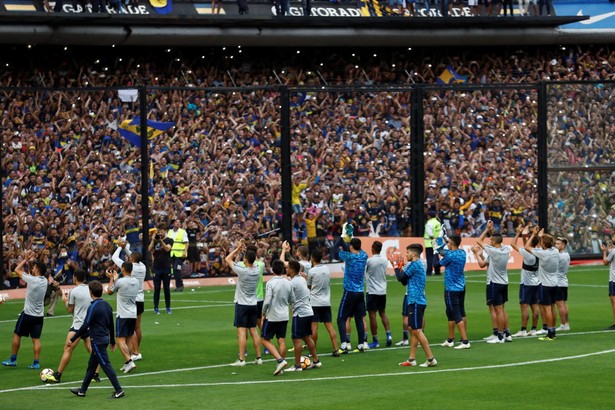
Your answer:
[1,265,614,409]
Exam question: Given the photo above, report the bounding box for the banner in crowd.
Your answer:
[0,0,491,16]
[352,236,523,274]
[555,0,615,29]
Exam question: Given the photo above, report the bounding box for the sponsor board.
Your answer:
[555,0,615,29]
[1,237,522,300]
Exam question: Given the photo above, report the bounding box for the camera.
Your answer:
[155,234,162,241]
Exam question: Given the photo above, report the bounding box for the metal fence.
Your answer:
[1,80,614,285]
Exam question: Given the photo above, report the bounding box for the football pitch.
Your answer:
[0,265,613,409]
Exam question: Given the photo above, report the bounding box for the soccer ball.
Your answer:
[299,356,311,370]
[40,368,54,382]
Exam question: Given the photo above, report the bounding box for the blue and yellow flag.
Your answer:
[118,116,175,147]
[437,66,468,85]
[149,0,173,15]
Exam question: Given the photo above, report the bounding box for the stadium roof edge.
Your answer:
[0,15,594,47]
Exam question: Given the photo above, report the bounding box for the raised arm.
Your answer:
[524,226,542,254]
[477,220,493,249]
[510,225,523,252]
[471,245,487,268]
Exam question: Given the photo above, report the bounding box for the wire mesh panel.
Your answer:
[546,81,615,256]
[1,87,145,285]
[287,88,413,261]
[422,86,539,239]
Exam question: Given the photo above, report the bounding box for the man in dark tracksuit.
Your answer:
[69,280,125,399]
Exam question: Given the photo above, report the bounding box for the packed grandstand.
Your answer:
[1,43,614,284]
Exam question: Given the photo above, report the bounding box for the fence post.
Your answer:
[411,85,426,238]
[280,86,292,243]
[138,85,151,271]
[537,81,549,230]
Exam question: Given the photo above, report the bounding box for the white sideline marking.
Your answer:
[7,348,614,393]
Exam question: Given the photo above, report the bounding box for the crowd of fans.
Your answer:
[2,45,614,286]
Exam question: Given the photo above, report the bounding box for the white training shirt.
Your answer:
[484,244,511,285]
[69,283,93,329]
[307,264,331,307]
[232,263,260,306]
[262,276,292,322]
[607,248,615,283]
[290,275,313,318]
[533,247,559,287]
[111,276,139,318]
[557,251,571,287]
[22,273,48,317]
[366,253,388,295]
[113,247,147,303]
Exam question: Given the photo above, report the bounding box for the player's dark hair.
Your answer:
[130,252,142,263]
[89,280,103,298]
[311,248,323,264]
[32,261,47,278]
[271,259,285,275]
[74,269,86,283]
[408,243,423,254]
[122,261,133,274]
[541,234,554,248]
[491,233,503,245]
[288,260,301,274]
[350,237,362,251]
[372,241,383,253]
[557,237,568,246]
[530,236,540,247]
[297,245,309,258]
[246,244,258,253]
[245,250,257,264]
[449,235,462,247]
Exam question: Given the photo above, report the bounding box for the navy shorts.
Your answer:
[136,301,145,316]
[444,290,464,323]
[261,320,288,340]
[519,284,539,305]
[312,306,332,323]
[407,303,426,330]
[538,285,557,306]
[257,300,264,318]
[234,304,258,328]
[69,327,90,339]
[14,312,44,339]
[486,283,508,307]
[366,294,387,312]
[116,317,136,338]
[337,290,366,321]
[401,295,409,316]
[609,282,615,297]
[555,286,568,302]
[292,315,313,339]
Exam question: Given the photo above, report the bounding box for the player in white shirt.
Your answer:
[2,250,49,369]
[106,262,140,373]
[261,260,293,376]
[554,237,571,331]
[475,220,513,344]
[226,240,262,367]
[307,249,339,356]
[510,225,540,337]
[45,270,94,383]
[524,227,560,341]
[112,242,147,362]
[286,260,322,372]
[365,241,392,348]
[600,233,615,330]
